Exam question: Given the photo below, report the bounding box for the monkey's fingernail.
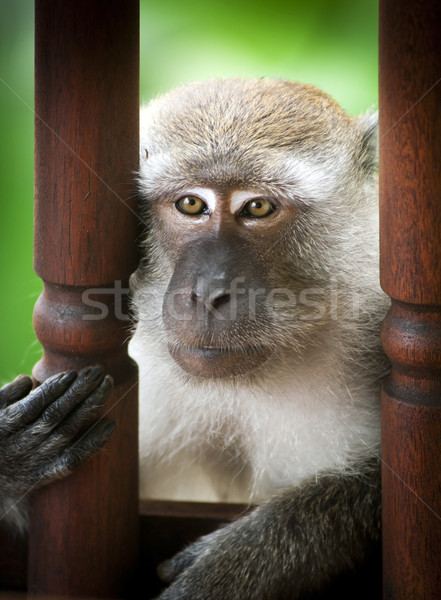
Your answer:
[156,562,166,581]
[58,371,77,386]
[101,375,114,389]
[80,365,105,382]
[157,560,174,583]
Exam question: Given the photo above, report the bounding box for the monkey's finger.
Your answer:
[35,419,116,484]
[0,375,33,409]
[36,368,113,435]
[157,544,203,584]
[8,366,107,439]
[34,376,113,453]
[157,559,179,584]
[55,374,113,433]
[0,371,78,433]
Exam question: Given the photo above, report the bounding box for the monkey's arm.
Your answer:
[156,459,381,600]
[0,366,114,530]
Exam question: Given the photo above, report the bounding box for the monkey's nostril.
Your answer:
[209,290,231,309]
[191,289,231,309]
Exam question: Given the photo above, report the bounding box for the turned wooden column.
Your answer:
[379,1,441,598]
[29,1,139,596]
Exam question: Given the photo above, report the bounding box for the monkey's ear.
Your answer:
[357,111,378,173]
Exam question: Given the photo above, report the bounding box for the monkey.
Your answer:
[129,77,390,599]
[0,77,388,598]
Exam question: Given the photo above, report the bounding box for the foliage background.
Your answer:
[0,0,378,383]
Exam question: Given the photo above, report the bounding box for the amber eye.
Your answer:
[175,196,208,216]
[240,198,275,218]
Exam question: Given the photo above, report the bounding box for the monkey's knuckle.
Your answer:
[57,450,85,474]
[57,432,107,473]
[71,385,112,424]
[30,416,55,440]
[35,388,54,407]
[39,433,74,460]
[40,408,62,428]
[0,404,28,434]
[77,395,106,420]
[35,446,82,482]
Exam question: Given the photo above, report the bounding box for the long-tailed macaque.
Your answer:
[1,79,388,599]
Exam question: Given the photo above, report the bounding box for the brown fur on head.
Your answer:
[138,78,377,199]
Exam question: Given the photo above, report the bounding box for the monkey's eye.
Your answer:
[175,196,208,216]
[240,198,275,218]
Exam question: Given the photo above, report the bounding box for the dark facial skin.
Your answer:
[163,234,270,377]
[158,186,299,378]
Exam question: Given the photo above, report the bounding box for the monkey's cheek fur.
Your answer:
[168,343,269,378]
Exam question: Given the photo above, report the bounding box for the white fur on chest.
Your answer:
[132,335,380,504]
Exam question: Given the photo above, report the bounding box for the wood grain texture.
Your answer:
[29,1,139,596]
[379,1,441,305]
[379,0,441,597]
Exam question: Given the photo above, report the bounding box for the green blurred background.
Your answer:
[0,0,378,384]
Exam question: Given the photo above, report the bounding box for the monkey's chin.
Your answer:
[168,344,269,378]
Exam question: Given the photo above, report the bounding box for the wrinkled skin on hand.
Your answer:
[0,366,114,530]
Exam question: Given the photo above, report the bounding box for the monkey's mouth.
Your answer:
[168,343,269,378]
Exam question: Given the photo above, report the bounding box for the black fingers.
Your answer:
[36,418,116,483]
[157,559,175,584]
[158,555,189,584]
[0,367,116,497]
[3,367,111,434]
[157,538,209,584]
[0,375,33,409]
[5,371,78,429]
[39,375,114,453]
[39,366,110,431]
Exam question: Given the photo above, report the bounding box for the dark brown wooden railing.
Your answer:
[28,1,140,596]
[379,0,441,597]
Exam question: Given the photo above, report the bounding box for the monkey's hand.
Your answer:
[0,366,114,530]
[155,461,381,600]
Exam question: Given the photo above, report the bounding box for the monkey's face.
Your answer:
[135,78,378,379]
[135,176,336,380]
[154,186,300,378]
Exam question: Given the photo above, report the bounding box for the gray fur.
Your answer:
[157,459,381,599]
[132,78,389,598]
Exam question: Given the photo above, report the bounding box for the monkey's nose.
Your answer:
[191,288,231,309]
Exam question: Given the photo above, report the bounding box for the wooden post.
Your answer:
[379,1,441,598]
[28,1,139,597]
